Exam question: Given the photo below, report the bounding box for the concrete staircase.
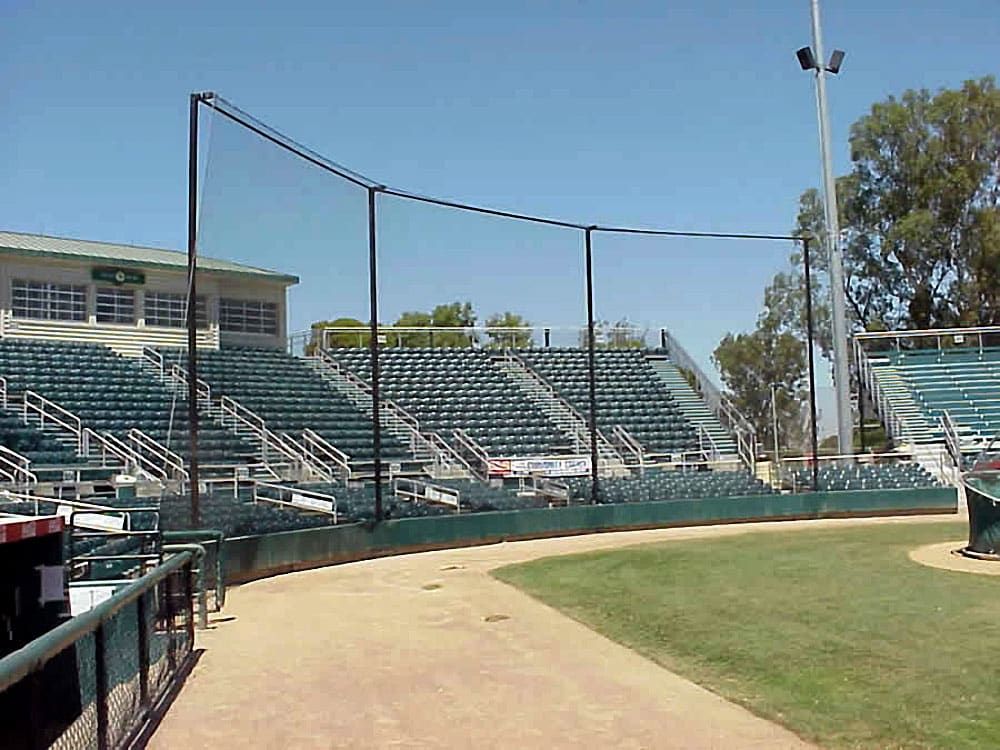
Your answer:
[868,365,938,443]
[492,351,627,472]
[645,355,738,458]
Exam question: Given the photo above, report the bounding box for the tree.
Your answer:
[430,301,477,347]
[713,327,808,453]
[794,76,1000,333]
[391,301,477,347]
[579,318,647,349]
[306,317,368,353]
[485,311,532,349]
[393,311,433,347]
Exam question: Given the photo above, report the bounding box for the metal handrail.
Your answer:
[23,389,82,444]
[279,432,337,482]
[92,430,162,480]
[253,480,339,522]
[312,349,462,468]
[128,428,189,481]
[392,476,461,510]
[0,445,36,487]
[0,375,7,409]
[141,345,165,374]
[300,428,351,479]
[167,363,212,404]
[452,428,490,479]
[504,350,624,463]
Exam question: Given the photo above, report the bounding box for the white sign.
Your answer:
[290,493,334,513]
[59,506,126,531]
[491,456,592,478]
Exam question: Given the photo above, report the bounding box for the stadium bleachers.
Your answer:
[868,347,1000,445]
[566,467,772,504]
[518,348,699,456]
[187,347,412,466]
[329,347,568,457]
[791,462,938,492]
[0,339,256,470]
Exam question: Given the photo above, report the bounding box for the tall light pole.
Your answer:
[770,383,782,485]
[797,0,853,455]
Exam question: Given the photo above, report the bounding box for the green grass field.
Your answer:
[494,520,999,750]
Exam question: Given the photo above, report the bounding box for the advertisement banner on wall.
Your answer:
[488,456,591,478]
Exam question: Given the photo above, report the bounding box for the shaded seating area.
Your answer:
[519,348,698,456]
[329,348,567,457]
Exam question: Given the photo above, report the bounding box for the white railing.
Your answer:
[297,429,349,481]
[0,445,36,487]
[217,396,334,481]
[661,330,758,468]
[503,350,624,464]
[141,345,165,375]
[311,349,464,469]
[128,428,189,482]
[611,425,645,467]
[252,480,339,522]
[0,375,7,410]
[89,430,161,480]
[940,411,964,467]
[23,389,82,443]
[696,424,722,462]
[452,428,490,480]
[167,363,212,405]
[392,476,461,511]
[855,341,902,443]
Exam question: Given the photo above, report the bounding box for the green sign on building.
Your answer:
[92,267,145,286]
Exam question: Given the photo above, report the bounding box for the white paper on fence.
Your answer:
[69,584,118,615]
[425,487,459,506]
[290,494,334,513]
[36,565,65,605]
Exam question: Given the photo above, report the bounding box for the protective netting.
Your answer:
[191,93,840,512]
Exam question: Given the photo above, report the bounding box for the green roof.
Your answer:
[0,231,299,285]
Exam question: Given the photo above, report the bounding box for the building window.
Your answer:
[145,292,207,329]
[11,280,87,322]
[95,287,135,324]
[219,298,278,335]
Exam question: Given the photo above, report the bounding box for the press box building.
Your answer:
[0,231,298,355]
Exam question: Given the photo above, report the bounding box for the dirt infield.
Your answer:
[909,540,1000,576]
[148,516,949,749]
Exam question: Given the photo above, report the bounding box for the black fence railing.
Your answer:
[0,551,197,750]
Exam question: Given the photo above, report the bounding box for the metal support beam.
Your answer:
[368,186,384,521]
[803,237,820,492]
[584,227,600,505]
[808,0,853,454]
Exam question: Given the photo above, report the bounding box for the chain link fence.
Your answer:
[0,551,196,750]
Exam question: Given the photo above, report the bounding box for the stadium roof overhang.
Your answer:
[0,230,299,286]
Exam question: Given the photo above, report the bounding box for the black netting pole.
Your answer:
[803,236,820,492]
[585,227,600,505]
[186,92,203,528]
[368,186,384,521]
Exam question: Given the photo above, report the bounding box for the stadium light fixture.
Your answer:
[798,0,854,457]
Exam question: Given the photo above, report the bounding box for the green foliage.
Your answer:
[484,311,533,349]
[392,301,477,347]
[713,327,807,450]
[497,521,997,750]
[306,317,368,353]
[795,76,1000,331]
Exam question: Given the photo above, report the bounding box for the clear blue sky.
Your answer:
[2,0,997,431]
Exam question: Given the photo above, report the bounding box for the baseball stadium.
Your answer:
[2,67,1000,750]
